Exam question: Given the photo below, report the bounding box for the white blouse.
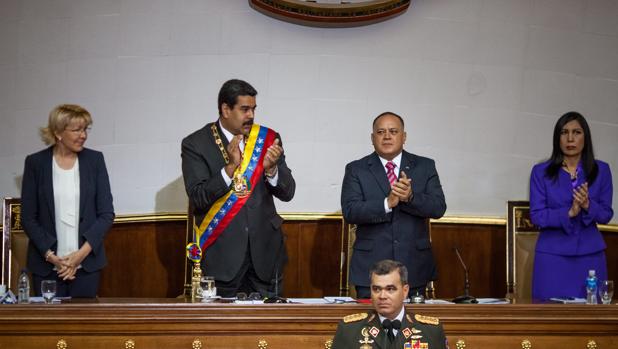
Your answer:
[52,157,80,260]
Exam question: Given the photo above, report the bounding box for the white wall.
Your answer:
[0,0,617,221]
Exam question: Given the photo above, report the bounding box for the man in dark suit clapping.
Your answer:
[341,112,446,299]
[181,79,295,298]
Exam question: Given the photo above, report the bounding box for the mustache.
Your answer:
[243,120,254,127]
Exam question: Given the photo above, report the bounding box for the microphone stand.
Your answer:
[264,267,288,303]
[452,246,478,304]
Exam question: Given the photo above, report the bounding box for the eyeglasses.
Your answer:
[236,292,262,301]
[65,127,92,135]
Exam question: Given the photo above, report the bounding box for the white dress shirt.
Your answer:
[52,157,80,262]
[377,306,405,337]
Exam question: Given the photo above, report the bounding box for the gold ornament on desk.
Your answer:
[186,242,203,301]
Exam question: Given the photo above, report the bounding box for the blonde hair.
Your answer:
[40,104,93,145]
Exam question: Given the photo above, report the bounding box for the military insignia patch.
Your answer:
[415,314,440,325]
[343,312,368,323]
[402,327,412,338]
[411,327,422,334]
[369,326,380,338]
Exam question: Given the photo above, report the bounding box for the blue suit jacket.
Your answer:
[341,151,446,288]
[530,160,613,256]
[21,147,115,276]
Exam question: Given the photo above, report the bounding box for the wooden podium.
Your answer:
[0,298,616,349]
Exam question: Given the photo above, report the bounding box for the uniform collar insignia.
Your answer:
[402,327,412,338]
[369,326,380,338]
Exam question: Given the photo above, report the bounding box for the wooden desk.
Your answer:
[0,299,616,349]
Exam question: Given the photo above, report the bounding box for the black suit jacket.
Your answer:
[21,147,115,276]
[341,151,446,288]
[181,122,295,282]
[332,310,447,349]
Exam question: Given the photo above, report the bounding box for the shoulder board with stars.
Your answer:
[343,312,368,323]
[415,314,440,325]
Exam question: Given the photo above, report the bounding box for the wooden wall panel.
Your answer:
[282,220,342,298]
[604,231,618,284]
[95,218,616,300]
[430,223,506,299]
[99,221,186,298]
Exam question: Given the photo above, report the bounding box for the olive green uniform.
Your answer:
[332,311,448,349]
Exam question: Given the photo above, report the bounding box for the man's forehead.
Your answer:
[373,115,403,130]
[371,272,402,286]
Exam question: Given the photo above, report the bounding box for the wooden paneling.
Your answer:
[1,299,617,349]
[94,218,617,299]
[99,221,186,297]
[431,223,507,299]
[282,220,342,298]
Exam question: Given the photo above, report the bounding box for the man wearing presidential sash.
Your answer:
[181,79,295,297]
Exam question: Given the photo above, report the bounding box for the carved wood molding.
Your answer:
[249,0,411,28]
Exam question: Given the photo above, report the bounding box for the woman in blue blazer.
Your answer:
[21,104,114,298]
[529,111,613,300]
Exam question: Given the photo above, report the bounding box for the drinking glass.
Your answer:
[599,280,614,305]
[41,280,56,304]
[200,276,216,299]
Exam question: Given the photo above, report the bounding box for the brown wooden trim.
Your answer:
[0,300,616,349]
[249,0,411,28]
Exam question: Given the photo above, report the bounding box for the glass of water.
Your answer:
[599,280,614,305]
[200,276,216,299]
[41,280,56,304]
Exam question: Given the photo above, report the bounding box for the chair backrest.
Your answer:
[506,200,539,300]
[182,201,195,297]
[2,197,29,293]
[342,219,436,299]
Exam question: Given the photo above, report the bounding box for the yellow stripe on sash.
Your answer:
[194,123,262,240]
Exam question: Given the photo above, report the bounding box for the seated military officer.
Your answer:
[332,259,448,349]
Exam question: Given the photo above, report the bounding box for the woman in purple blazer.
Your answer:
[529,111,613,300]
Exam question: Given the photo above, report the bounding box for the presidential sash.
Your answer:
[186,123,276,262]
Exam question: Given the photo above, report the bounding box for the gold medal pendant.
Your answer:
[233,171,251,198]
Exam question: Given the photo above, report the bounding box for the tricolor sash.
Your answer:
[187,123,277,262]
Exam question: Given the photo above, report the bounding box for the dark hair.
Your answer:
[217,79,257,116]
[372,111,405,129]
[545,111,598,185]
[369,259,408,285]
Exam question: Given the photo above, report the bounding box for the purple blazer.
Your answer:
[529,160,613,256]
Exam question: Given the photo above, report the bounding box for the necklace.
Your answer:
[562,161,578,184]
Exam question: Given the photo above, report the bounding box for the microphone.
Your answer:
[264,267,288,303]
[452,246,478,304]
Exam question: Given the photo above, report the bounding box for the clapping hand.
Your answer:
[225,135,243,177]
[263,138,283,177]
[569,182,589,217]
[387,171,413,208]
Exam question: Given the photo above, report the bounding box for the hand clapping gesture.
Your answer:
[387,171,413,208]
[569,182,589,217]
[263,138,283,177]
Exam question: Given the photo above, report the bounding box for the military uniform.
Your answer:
[332,311,448,349]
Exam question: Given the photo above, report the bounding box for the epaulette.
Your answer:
[414,314,439,325]
[343,312,368,323]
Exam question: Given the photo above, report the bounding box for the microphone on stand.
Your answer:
[452,246,478,304]
[264,267,288,303]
